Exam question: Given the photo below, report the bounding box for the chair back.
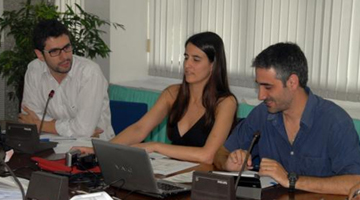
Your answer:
[110,100,148,135]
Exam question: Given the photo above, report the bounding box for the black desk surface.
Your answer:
[7,150,347,200]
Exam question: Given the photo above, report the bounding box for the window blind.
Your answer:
[148,0,360,102]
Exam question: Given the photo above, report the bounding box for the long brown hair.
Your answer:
[167,32,237,137]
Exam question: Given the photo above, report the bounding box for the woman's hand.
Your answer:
[71,146,94,154]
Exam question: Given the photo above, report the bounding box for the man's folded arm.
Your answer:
[54,73,107,138]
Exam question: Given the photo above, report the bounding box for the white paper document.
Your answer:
[151,158,199,176]
[40,134,93,154]
[163,170,194,183]
[212,170,277,189]
[70,191,113,200]
[149,152,168,160]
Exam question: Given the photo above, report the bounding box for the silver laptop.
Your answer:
[92,139,191,198]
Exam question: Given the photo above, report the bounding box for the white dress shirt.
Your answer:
[22,55,115,140]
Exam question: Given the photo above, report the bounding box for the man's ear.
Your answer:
[287,74,299,89]
[34,49,45,61]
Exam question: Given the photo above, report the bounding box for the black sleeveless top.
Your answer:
[168,115,211,147]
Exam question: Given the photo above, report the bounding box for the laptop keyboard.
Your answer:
[157,182,183,191]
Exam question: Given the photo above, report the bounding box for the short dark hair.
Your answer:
[33,19,70,51]
[252,42,308,88]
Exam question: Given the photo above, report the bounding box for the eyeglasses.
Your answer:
[43,43,73,57]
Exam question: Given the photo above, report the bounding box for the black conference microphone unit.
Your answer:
[234,131,261,199]
[39,90,55,134]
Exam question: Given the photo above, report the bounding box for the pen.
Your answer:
[352,189,360,199]
[270,181,277,186]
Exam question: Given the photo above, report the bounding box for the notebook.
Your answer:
[92,139,191,198]
[5,122,57,154]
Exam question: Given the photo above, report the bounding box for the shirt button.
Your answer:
[290,151,294,155]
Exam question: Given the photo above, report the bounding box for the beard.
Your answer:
[49,58,72,74]
[264,97,291,114]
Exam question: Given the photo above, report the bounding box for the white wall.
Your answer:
[109,0,148,84]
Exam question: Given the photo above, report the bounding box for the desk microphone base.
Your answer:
[191,171,235,200]
[236,186,262,199]
[236,176,262,199]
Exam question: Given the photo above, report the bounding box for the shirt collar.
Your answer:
[266,87,315,129]
[300,87,316,129]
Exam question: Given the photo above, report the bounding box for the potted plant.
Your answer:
[0,0,124,104]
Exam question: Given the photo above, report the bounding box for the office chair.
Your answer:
[109,100,148,135]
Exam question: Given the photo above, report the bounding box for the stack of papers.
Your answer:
[151,159,198,176]
[163,170,195,183]
[40,134,92,154]
[148,152,199,176]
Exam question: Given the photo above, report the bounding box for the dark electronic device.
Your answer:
[75,153,98,170]
[5,122,57,154]
[191,171,235,200]
[65,149,98,170]
[236,174,262,199]
[26,171,68,200]
[65,149,81,167]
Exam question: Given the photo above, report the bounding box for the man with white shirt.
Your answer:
[18,19,115,140]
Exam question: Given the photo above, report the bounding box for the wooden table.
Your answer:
[6,150,348,200]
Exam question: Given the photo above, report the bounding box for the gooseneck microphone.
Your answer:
[234,131,261,189]
[38,90,55,134]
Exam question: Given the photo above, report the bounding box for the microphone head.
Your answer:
[49,90,55,98]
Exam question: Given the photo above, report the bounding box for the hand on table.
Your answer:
[72,146,95,154]
[259,158,289,188]
[224,149,252,172]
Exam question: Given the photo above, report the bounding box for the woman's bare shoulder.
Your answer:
[218,95,237,105]
[213,95,237,118]
[163,84,181,99]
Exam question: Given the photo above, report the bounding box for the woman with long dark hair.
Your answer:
[79,32,237,164]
